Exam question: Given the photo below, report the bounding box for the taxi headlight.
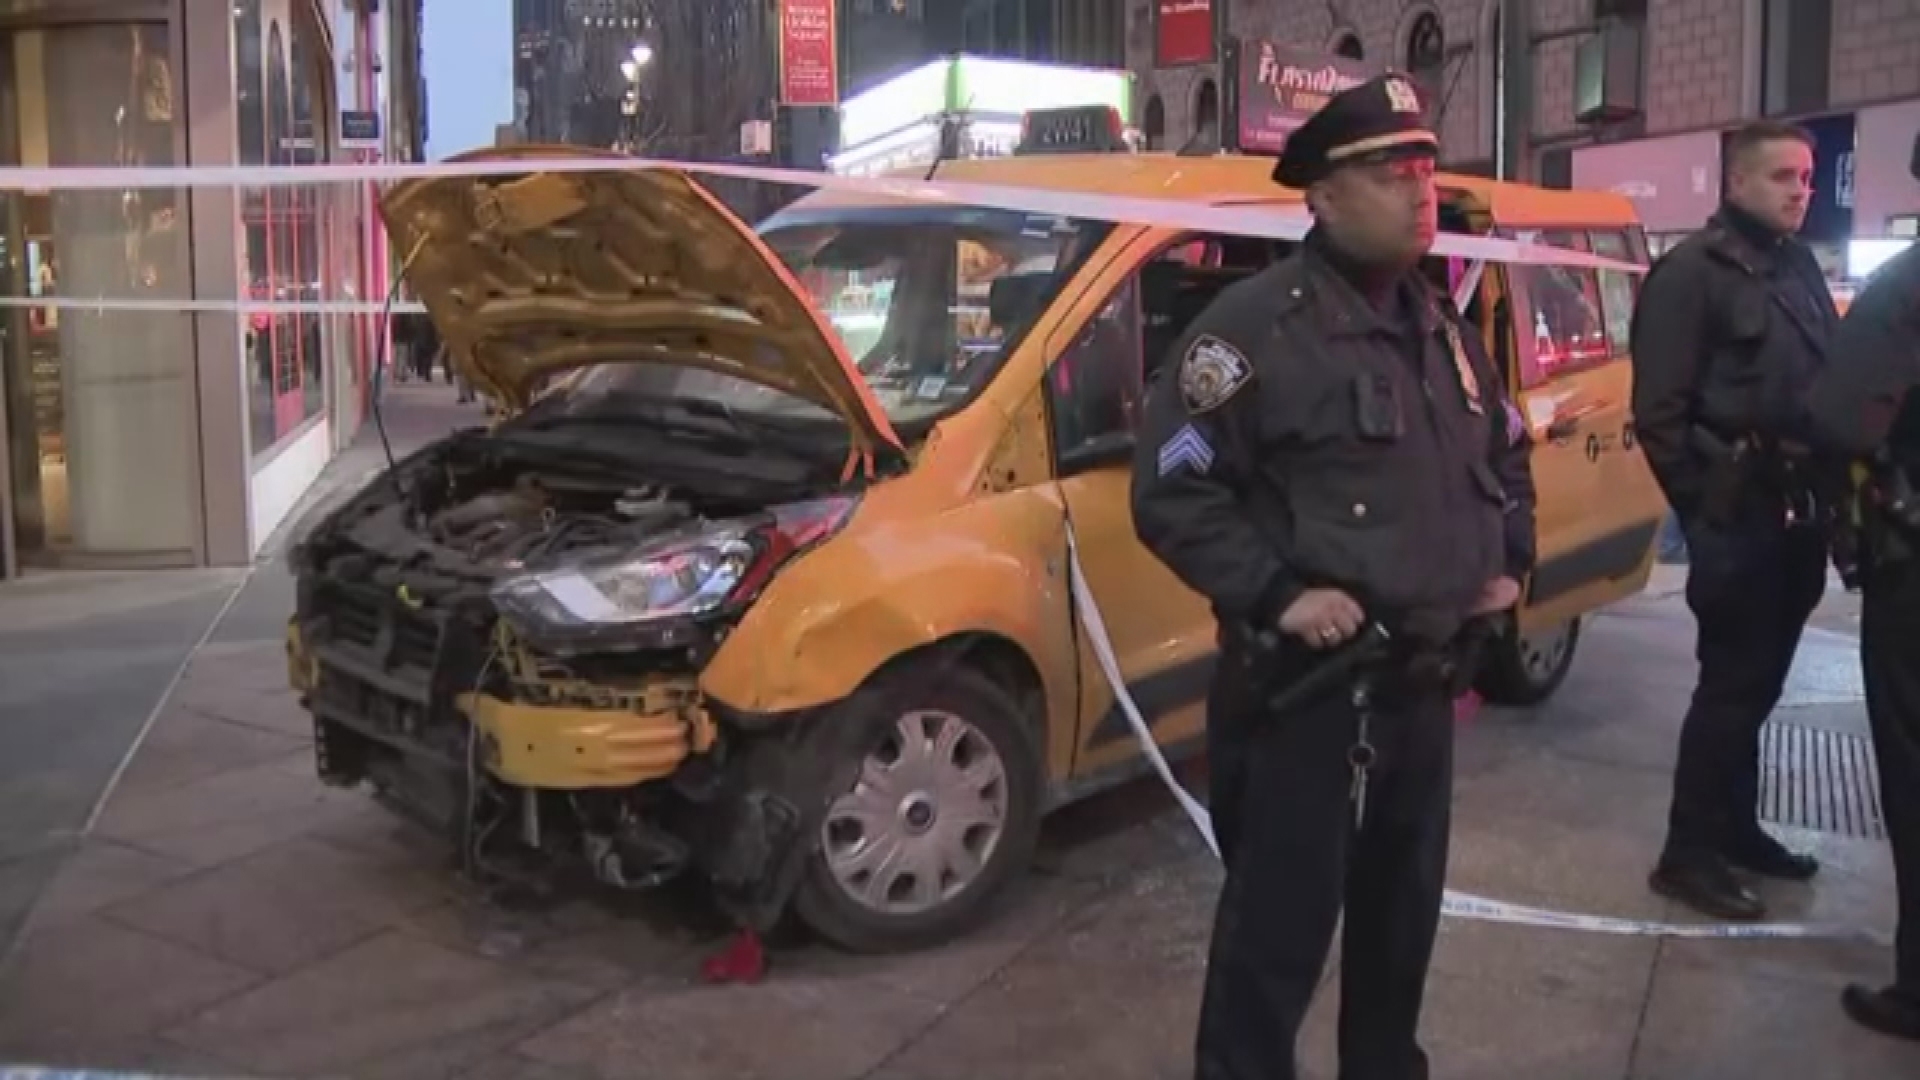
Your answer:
[491,496,859,655]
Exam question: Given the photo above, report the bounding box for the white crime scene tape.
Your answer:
[1059,525,1892,947]
[0,154,1642,284]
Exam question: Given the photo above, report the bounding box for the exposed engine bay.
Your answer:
[313,439,709,586]
[291,425,865,931]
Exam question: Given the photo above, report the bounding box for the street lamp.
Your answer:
[616,41,654,152]
[620,42,653,82]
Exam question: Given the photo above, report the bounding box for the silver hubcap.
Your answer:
[821,709,1009,917]
[1518,621,1575,683]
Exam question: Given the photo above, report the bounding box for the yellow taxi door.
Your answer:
[1588,226,1668,585]
[1045,232,1218,784]
[1502,227,1663,629]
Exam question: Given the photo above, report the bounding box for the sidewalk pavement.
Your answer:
[0,384,486,965]
[1,395,1914,1079]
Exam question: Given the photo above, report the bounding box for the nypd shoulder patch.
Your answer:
[1157,423,1216,477]
[1178,335,1253,414]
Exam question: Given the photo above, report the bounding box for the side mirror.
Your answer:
[1910,131,1920,182]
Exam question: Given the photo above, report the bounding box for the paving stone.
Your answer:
[454,1054,605,1080]
[0,916,259,1049]
[91,758,366,871]
[515,875,1107,1080]
[164,931,597,1079]
[0,1034,241,1078]
[1632,963,1920,1080]
[861,862,1214,1080]
[23,838,201,930]
[101,837,454,977]
[112,708,309,800]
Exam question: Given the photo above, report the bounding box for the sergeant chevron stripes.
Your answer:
[1157,424,1215,477]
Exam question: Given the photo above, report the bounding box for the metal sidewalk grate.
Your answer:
[1758,721,1886,840]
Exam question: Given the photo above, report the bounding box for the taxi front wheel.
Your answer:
[794,664,1044,954]
[1475,616,1583,707]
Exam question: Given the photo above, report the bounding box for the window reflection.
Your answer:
[1513,230,1611,386]
[239,0,329,459]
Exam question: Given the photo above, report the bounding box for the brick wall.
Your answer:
[1532,0,1745,141]
[1127,0,1496,166]
[1831,0,1920,106]
[1642,0,1745,135]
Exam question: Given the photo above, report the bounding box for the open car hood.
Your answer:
[378,145,903,458]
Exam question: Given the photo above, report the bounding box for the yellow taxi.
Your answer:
[286,126,1667,953]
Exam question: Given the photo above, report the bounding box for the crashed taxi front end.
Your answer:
[286,146,907,921]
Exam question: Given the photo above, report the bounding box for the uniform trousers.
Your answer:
[1195,642,1454,1080]
[1664,515,1828,858]
[1861,556,1920,997]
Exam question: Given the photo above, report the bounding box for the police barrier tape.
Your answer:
[0,154,1643,280]
[1058,524,1893,947]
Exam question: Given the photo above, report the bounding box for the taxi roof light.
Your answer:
[1015,105,1130,156]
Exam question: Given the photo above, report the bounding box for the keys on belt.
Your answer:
[1349,680,1377,831]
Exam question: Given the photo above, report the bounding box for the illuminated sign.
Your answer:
[1231,39,1372,155]
[837,55,1132,150]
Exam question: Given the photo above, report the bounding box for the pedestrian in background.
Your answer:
[1129,75,1536,1080]
[1629,120,1838,921]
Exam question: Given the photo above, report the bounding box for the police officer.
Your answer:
[1130,75,1536,1080]
[1802,132,1920,1043]
[1630,120,1837,921]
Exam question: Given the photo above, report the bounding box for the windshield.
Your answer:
[517,204,1109,430]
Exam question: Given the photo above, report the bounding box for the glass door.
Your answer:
[0,19,197,570]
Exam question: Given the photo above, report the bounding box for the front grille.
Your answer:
[304,580,489,774]
[321,582,440,672]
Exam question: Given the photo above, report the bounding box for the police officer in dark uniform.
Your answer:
[1630,120,1838,922]
[1129,75,1537,1080]
[1803,133,1920,1044]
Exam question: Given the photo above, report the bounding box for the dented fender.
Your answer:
[699,482,1081,778]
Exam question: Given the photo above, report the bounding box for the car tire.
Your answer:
[1475,615,1582,707]
[792,663,1044,954]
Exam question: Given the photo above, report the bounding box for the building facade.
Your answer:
[0,0,425,579]
[513,0,651,150]
[842,0,1126,95]
[1125,0,1920,254]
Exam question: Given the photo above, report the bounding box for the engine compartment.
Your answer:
[298,427,836,596]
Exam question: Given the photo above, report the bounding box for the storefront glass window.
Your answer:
[238,0,329,460]
[0,22,197,566]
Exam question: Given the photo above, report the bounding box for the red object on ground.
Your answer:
[701,929,768,984]
[1453,690,1483,724]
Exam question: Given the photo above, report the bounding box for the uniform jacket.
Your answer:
[1629,206,1838,520]
[1129,233,1536,645]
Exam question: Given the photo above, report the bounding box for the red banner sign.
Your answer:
[779,0,838,107]
[1236,41,1372,155]
[1155,0,1215,68]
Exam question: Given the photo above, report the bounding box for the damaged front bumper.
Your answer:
[458,688,716,790]
[286,605,819,930]
[287,621,714,787]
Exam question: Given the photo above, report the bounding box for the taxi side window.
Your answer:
[1048,276,1143,471]
[1589,229,1639,359]
[1511,229,1611,388]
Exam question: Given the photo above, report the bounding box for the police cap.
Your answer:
[1272,73,1439,189]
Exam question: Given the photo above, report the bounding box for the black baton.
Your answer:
[1263,622,1394,713]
